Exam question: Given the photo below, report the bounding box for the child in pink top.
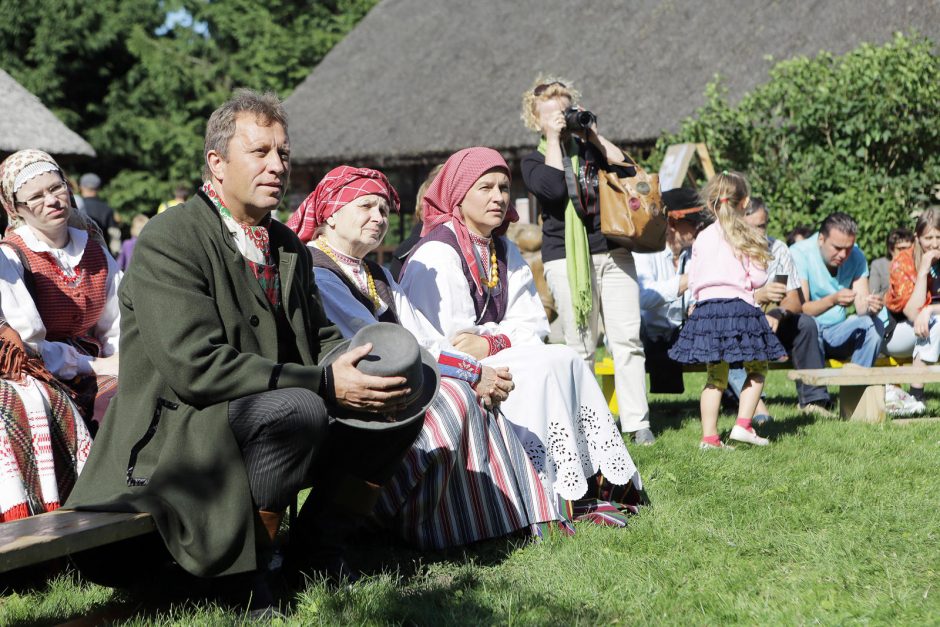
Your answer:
[668,172,786,449]
[689,220,766,305]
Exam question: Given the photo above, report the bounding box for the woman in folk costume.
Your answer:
[0,150,116,521]
[400,147,645,525]
[0,317,92,522]
[0,151,120,429]
[288,165,558,549]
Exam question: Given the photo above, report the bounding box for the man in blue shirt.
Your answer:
[789,212,884,366]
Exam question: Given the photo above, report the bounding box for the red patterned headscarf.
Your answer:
[420,147,518,293]
[288,165,400,244]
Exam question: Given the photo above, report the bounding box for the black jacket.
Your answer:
[521,140,634,264]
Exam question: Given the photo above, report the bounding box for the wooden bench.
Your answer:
[0,509,155,574]
[594,355,913,416]
[788,365,940,424]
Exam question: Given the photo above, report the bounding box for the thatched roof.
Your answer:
[286,0,940,167]
[0,69,95,157]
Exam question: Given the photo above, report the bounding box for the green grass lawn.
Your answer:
[2,371,939,625]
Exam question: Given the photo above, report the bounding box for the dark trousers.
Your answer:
[228,387,423,513]
[776,313,829,406]
[727,313,829,406]
[228,388,330,511]
[641,329,685,394]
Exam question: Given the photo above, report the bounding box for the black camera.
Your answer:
[564,107,597,131]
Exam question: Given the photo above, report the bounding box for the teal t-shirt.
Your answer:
[789,234,869,327]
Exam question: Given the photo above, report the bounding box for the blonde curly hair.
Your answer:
[702,171,772,267]
[520,75,581,132]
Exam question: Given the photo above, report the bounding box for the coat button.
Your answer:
[249,315,260,327]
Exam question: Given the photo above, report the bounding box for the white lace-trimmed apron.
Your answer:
[482,343,641,515]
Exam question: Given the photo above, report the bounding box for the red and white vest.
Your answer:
[2,233,109,342]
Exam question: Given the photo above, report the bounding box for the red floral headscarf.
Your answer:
[420,147,518,293]
[288,165,400,244]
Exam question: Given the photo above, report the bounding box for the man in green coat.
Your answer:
[66,90,421,588]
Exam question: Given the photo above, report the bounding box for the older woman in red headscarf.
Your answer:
[289,165,558,549]
[0,149,117,521]
[400,147,645,525]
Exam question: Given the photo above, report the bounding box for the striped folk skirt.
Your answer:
[0,376,92,521]
[375,378,557,550]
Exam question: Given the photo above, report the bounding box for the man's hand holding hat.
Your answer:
[331,342,412,412]
[321,322,441,430]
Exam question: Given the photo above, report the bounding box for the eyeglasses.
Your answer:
[15,182,69,210]
[533,81,566,96]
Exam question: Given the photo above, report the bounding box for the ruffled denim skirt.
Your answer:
[668,298,787,365]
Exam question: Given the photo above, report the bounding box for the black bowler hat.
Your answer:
[319,322,439,430]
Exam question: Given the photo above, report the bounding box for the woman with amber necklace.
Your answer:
[400,147,645,526]
[289,165,558,549]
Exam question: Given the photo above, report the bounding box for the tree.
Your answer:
[0,0,378,220]
[648,33,940,256]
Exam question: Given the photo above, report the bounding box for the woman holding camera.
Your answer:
[520,77,652,445]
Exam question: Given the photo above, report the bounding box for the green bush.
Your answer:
[648,33,940,257]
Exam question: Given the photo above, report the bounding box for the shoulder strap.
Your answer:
[678,251,688,324]
[561,144,585,214]
[611,149,639,169]
[562,143,599,216]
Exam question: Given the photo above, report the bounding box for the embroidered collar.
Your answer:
[468,231,492,247]
[13,225,88,268]
[202,181,272,264]
[312,238,385,311]
[202,181,281,308]
[318,238,361,268]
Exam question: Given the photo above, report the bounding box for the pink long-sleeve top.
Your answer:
[688,222,767,305]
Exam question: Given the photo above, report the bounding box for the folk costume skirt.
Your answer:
[375,378,556,549]
[482,343,642,518]
[669,298,787,365]
[0,375,92,521]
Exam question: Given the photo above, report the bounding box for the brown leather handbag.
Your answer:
[598,154,666,253]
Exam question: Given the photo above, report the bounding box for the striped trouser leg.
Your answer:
[228,388,329,511]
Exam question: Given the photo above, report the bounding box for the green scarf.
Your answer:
[538,137,592,327]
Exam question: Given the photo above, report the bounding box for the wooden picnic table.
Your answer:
[789,365,940,423]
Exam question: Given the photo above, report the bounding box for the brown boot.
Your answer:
[258,509,284,544]
[292,477,382,584]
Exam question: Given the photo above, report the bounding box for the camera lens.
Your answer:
[564,107,596,131]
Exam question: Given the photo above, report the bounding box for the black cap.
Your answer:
[663,188,712,226]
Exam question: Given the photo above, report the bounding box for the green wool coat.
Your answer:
[65,192,343,577]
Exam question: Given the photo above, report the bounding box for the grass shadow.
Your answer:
[379,585,605,625]
[744,413,818,441]
[0,559,71,596]
[646,394,701,434]
[349,527,527,583]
